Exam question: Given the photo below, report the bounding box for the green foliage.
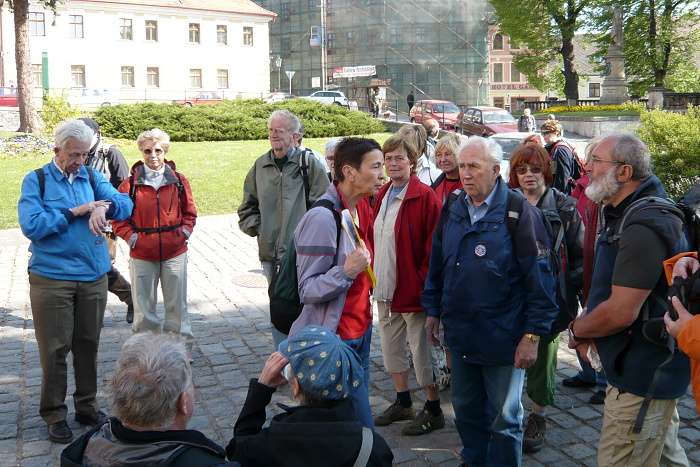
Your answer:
[92,99,386,142]
[39,93,84,135]
[636,105,700,198]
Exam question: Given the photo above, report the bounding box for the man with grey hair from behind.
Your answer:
[61,332,240,466]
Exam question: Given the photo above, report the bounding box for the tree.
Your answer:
[490,0,595,101]
[0,0,61,133]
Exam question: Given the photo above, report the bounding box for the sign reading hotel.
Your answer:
[333,66,376,78]
[490,83,537,90]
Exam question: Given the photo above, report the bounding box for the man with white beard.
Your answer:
[567,132,690,466]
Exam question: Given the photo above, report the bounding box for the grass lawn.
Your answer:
[0,133,392,230]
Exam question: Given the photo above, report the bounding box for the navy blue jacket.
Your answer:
[422,178,558,366]
[590,176,690,398]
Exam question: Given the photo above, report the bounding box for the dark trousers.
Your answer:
[29,273,107,424]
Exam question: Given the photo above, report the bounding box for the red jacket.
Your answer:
[372,175,441,313]
[113,160,197,262]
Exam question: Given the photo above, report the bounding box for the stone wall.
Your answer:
[534,115,641,138]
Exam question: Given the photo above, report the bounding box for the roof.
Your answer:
[75,0,276,18]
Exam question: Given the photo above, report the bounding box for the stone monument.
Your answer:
[599,4,630,105]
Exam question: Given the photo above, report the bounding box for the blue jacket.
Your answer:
[422,178,558,366]
[18,162,133,281]
[590,176,690,398]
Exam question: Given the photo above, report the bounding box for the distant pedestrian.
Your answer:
[407,91,415,113]
[518,109,537,133]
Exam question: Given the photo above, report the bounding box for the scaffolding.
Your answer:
[258,0,492,112]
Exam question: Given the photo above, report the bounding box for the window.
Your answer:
[147,67,159,87]
[493,63,503,82]
[121,66,135,87]
[71,65,86,87]
[120,18,132,40]
[367,29,377,45]
[32,64,42,88]
[217,69,229,88]
[589,82,601,98]
[243,26,253,46]
[510,63,521,82]
[189,23,200,43]
[217,25,227,44]
[416,27,426,43]
[493,97,504,108]
[346,31,356,49]
[190,69,202,88]
[69,15,84,38]
[327,33,335,50]
[390,28,402,44]
[492,33,503,50]
[29,12,45,36]
[145,20,158,41]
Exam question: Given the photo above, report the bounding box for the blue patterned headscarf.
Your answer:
[279,325,363,400]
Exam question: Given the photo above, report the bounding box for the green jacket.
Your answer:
[238,147,330,261]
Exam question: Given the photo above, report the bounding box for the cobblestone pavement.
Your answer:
[0,214,698,467]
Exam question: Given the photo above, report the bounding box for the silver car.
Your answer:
[302,90,348,107]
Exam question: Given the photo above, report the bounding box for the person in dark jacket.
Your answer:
[406,90,414,113]
[61,332,238,466]
[508,143,584,453]
[541,120,575,194]
[422,136,558,466]
[226,325,393,467]
[112,129,198,351]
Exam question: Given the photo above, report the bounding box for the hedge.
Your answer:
[92,98,386,142]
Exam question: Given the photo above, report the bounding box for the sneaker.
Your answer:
[522,413,546,453]
[401,407,445,435]
[590,390,606,405]
[126,304,134,324]
[438,365,451,391]
[374,399,415,426]
[47,420,73,444]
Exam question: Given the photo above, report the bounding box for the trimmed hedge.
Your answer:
[92,98,386,142]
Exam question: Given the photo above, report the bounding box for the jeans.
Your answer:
[343,323,374,429]
[451,358,525,466]
[575,348,607,392]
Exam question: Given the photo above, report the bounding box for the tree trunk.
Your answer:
[13,0,38,133]
[561,36,579,101]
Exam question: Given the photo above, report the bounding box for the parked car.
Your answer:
[67,88,120,108]
[265,92,297,103]
[176,91,225,106]
[455,106,518,136]
[301,90,348,107]
[409,100,460,130]
[490,131,542,181]
[0,87,18,107]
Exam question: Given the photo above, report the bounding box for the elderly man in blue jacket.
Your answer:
[18,119,133,444]
[422,136,557,467]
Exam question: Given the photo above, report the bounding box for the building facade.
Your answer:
[256,0,491,110]
[0,0,275,103]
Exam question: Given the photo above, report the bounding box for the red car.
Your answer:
[455,106,518,137]
[0,87,18,107]
[175,91,225,107]
[409,99,460,130]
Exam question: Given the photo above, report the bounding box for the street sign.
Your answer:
[285,71,295,94]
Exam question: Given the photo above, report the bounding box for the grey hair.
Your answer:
[108,332,192,430]
[54,119,94,149]
[584,135,605,162]
[284,363,335,407]
[325,137,342,158]
[457,136,503,167]
[605,131,653,181]
[268,109,301,135]
[422,118,439,136]
[137,128,170,153]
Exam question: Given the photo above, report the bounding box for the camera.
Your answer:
[667,271,700,320]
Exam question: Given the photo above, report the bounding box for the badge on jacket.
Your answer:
[475,242,486,257]
[536,241,549,259]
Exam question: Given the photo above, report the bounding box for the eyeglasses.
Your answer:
[588,156,623,165]
[325,156,334,161]
[143,148,164,155]
[515,166,543,175]
[541,131,555,136]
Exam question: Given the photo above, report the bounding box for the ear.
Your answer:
[54,146,60,156]
[177,392,189,417]
[492,163,501,179]
[615,163,633,183]
[341,164,355,180]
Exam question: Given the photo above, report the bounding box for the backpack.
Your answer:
[551,140,584,191]
[298,149,312,209]
[86,141,112,182]
[269,198,341,335]
[34,166,96,199]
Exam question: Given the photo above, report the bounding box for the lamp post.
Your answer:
[275,56,282,92]
[476,78,483,106]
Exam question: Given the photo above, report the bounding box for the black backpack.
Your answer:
[269,199,341,335]
[551,140,584,192]
[34,166,96,198]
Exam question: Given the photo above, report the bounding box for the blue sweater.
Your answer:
[18,162,133,281]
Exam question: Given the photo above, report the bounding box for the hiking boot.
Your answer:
[401,406,445,435]
[126,304,134,324]
[47,420,73,444]
[438,365,451,391]
[374,399,415,426]
[522,413,546,453]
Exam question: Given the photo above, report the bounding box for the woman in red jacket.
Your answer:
[113,129,198,351]
[372,134,443,435]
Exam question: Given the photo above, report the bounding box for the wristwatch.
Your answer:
[568,321,579,343]
[524,333,540,342]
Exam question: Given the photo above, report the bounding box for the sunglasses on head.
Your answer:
[515,166,543,175]
[143,148,164,155]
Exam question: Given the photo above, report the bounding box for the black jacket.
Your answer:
[61,418,238,466]
[227,380,393,467]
